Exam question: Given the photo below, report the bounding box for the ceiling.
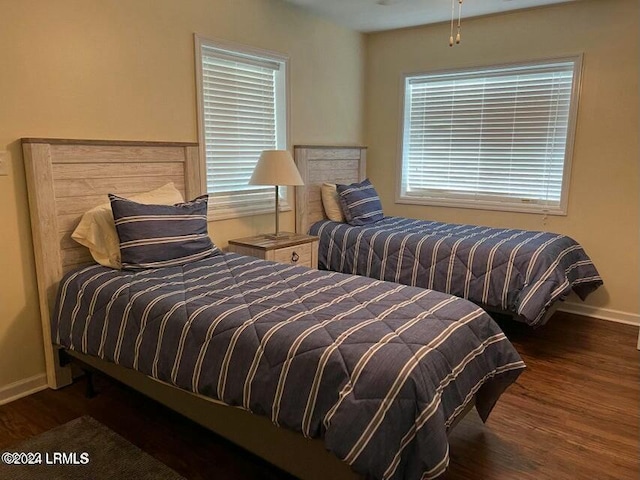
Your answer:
[283,0,576,32]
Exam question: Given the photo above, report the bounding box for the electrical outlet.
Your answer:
[0,151,8,176]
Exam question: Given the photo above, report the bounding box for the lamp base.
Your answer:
[264,231,296,240]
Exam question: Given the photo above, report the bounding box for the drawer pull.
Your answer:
[291,251,299,263]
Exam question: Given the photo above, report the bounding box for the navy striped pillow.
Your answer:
[109,194,220,269]
[336,179,384,226]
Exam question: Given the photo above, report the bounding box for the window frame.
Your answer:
[395,55,583,216]
[194,34,291,221]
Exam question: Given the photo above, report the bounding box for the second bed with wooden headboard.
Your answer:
[293,145,603,327]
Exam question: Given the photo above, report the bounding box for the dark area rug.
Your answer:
[0,416,184,479]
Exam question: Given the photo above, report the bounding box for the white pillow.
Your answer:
[71,183,185,269]
[321,183,345,223]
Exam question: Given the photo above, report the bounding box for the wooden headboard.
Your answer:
[22,138,201,389]
[294,145,367,234]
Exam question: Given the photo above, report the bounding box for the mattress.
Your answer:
[54,253,525,479]
[310,217,603,326]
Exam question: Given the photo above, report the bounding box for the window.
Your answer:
[398,57,582,215]
[195,36,288,219]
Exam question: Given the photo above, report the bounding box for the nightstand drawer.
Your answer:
[274,243,312,267]
[227,233,318,269]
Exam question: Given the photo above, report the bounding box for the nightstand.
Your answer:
[227,233,319,269]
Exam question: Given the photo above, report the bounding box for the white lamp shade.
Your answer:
[249,150,304,186]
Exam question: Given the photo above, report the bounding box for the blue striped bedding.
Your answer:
[309,217,603,326]
[53,253,525,480]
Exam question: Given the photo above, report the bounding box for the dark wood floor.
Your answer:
[1,312,638,480]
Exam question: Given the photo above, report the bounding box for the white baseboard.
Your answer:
[0,373,48,406]
[559,301,640,326]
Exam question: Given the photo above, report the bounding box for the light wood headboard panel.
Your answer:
[22,138,201,389]
[294,145,367,234]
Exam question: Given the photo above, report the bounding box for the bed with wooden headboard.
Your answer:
[293,146,605,327]
[22,138,360,480]
[19,136,534,480]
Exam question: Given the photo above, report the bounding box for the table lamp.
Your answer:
[249,150,304,238]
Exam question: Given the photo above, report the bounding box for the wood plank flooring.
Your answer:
[0,312,638,480]
[445,313,639,480]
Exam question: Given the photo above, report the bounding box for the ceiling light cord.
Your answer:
[450,0,463,47]
[456,0,462,44]
[449,0,455,46]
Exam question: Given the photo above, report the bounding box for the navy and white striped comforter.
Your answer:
[54,253,525,480]
[310,217,603,326]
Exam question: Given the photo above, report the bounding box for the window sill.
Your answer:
[207,204,292,222]
[395,195,567,216]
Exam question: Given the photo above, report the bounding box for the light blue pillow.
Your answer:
[109,194,220,269]
[336,179,384,226]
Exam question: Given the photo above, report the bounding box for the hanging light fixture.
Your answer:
[449,0,463,47]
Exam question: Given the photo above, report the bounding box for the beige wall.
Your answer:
[365,0,639,319]
[0,0,364,388]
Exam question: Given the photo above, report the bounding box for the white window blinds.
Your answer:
[399,58,581,214]
[198,41,287,219]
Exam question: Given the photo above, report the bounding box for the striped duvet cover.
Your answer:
[310,217,603,326]
[53,253,525,479]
